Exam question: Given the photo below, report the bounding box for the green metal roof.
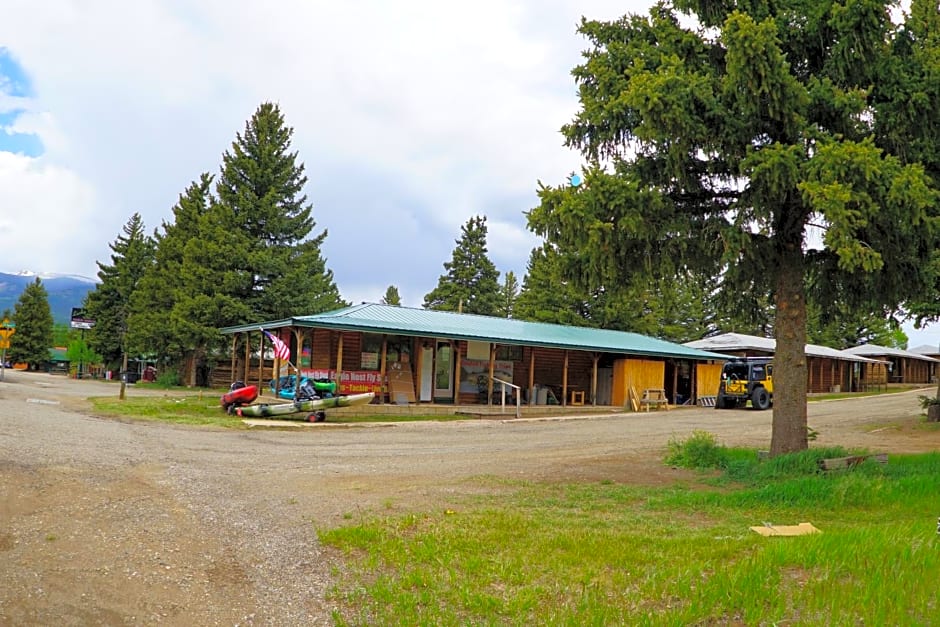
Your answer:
[221,303,727,361]
[49,347,68,362]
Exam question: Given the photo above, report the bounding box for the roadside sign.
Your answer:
[70,308,95,330]
[0,338,9,350]
[0,318,14,340]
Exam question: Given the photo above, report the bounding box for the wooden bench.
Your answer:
[640,388,669,412]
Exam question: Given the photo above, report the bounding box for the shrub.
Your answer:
[664,430,726,470]
[155,368,180,387]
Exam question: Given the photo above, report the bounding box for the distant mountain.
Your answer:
[0,271,98,324]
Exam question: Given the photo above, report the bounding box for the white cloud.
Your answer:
[0,152,99,276]
[0,0,649,300]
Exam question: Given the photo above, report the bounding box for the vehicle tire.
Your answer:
[315,411,326,422]
[751,388,771,410]
[715,395,727,409]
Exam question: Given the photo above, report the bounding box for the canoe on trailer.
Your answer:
[236,392,375,420]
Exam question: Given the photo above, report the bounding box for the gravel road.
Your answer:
[1,370,936,625]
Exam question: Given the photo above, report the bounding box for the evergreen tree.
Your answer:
[381,285,402,306]
[497,271,519,318]
[84,213,156,370]
[516,244,715,342]
[529,2,940,455]
[514,245,593,326]
[215,102,344,321]
[423,215,501,315]
[127,174,248,385]
[807,304,908,350]
[9,278,54,369]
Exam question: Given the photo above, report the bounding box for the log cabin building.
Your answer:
[684,332,900,393]
[219,303,727,408]
[844,344,939,386]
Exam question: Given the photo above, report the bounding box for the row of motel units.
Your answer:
[220,303,729,408]
[684,333,940,392]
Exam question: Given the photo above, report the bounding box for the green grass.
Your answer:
[90,394,248,427]
[319,449,940,625]
[88,393,465,427]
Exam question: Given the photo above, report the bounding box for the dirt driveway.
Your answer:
[1,371,937,625]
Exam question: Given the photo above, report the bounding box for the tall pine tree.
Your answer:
[423,215,501,315]
[127,174,249,385]
[9,278,54,369]
[215,102,344,321]
[85,213,156,370]
[529,1,940,455]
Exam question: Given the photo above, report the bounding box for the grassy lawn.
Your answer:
[320,438,940,625]
[88,392,462,426]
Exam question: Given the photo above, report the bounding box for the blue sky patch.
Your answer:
[0,48,42,156]
[0,47,35,98]
[0,130,43,156]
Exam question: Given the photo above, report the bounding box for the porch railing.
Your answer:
[491,376,521,419]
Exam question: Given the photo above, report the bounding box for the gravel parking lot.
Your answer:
[1,370,936,625]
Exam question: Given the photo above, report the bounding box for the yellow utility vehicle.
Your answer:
[715,358,773,410]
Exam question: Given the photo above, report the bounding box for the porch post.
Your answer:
[335,332,344,394]
[415,340,425,403]
[229,334,236,384]
[293,327,304,398]
[380,336,388,404]
[591,353,599,406]
[453,342,462,404]
[257,330,264,393]
[562,350,569,407]
[488,344,496,405]
[243,332,251,393]
[528,348,535,406]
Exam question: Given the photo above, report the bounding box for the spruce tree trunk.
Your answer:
[771,245,808,455]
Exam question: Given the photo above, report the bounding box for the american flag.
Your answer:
[263,330,291,362]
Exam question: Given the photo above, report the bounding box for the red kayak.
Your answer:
[221,384,258,412]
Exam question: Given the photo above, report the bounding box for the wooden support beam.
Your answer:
[243,332,250,389]
[380,336,388,404]
[293,327,304,398]
[818,453,888,471]
[257,330,264,393]
[230,335,236,385]
[562,350,569,407]
[591,353,599,406]
[528,348,535,406]
[487,344,496,406]
[335,332,344,393]
[453,342,462,404]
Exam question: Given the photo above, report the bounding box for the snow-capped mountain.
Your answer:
[0,271,99,323]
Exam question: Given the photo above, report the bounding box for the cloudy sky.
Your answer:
[2,1,938,348]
